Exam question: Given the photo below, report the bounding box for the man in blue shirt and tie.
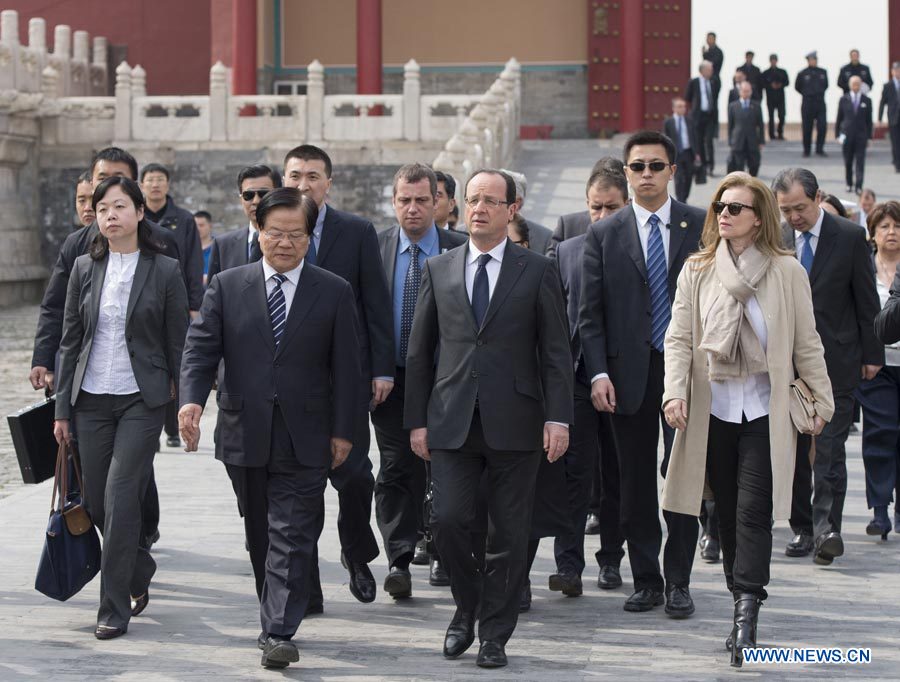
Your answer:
[374,164,467,598]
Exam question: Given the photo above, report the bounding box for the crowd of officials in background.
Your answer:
[24,33,900,674]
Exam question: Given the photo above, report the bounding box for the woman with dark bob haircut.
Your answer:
[54,176,189,640]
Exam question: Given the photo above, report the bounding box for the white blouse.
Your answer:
[709,296,771,424]
[81,251,141,395]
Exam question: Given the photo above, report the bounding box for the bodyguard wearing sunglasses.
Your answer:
[206,164,282,280]
[579,130,704,619]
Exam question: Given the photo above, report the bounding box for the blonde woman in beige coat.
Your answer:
[661,173,834,667]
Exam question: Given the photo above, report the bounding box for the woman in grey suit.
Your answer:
[53,176,189,640]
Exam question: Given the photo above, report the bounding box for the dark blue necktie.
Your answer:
[647,214,670,352]
[800,231,814,274]
[675,117,683,152]
[249,231,262,262]
[268,273,287,346]
[399,244,421,361]
[471,253,492,328]
[306,231,318,266]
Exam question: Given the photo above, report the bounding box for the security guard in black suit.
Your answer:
[878,62,900,171]
[762,54,790,140]
[837,49,874,94]
[796,51,829,157]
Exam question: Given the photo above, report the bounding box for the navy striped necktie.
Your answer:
[268,272,288,346]
[647,214,670,351]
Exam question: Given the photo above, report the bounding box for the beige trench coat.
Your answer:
[661,254,834,520]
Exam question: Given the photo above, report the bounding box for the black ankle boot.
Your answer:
[730,593,762,668]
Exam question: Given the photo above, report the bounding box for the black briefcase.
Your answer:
[7,394,57,484]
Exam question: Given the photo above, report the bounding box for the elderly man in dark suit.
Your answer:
[179,188,361,669]
[405,169,572,668]
[775,168,883,566]
[282,144,394,610]
[206,165,282,279]
[663,97,700,202]
[580,130,704,618]
[685,60,720,177]
[727,81,766,177]
[836,76,874,194]
[373,163,467,597]
[878,62,900,172]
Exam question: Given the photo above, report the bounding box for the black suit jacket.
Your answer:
[782,214,884,392]
[685,76,720,114]
[317,205,394,379]
[553,233,587,379]
[524,218,552,256]
[835,93,873,140]
[32,220,181,371]
[875,264,900,343]
[737,63,763,99]
[878,80,900,125]
[663,113,699,153]
[728,99,765,148]
[377,225,468,301]
[762,66,790,101]
[548,210,592,256]
[180,261,361,467]
[55,251,189,419]
[149,195,204,310]
[206,226,252,281]
[579,201,704,415]
[404,240,573,451]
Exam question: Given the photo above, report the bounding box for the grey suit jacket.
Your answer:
[206,226,251,281]
[524,218,552,257]
[547,211,592,256]
[404,239,573,451]
[55,251,189,419]
[377,225,468,299]
[728,99,765,148]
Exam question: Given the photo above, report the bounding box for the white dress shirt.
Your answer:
[709,296,771,423]
[465,239,506,302]
[82,251,141,395]
[262,258,303,317]
[794,208,824,255]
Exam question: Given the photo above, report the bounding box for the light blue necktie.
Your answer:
[800,232,814,274]
[647,214,670,352]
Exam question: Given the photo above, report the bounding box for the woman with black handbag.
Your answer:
[53,176,189,639]
[659,173,833,667]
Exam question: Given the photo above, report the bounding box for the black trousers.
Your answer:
[855,366,900,508]
[706,415,772,600]
[727,141,761,177]
[164,396,178,439]
[790,391,855,538]
[842,136,867,190]
[693,110,716,172]
[371,368,427,567]
[890,122,900,170]
[431,410,541,646]
[673,148,694,203]
[226,406,328,638]
[801,99,827,154]
[611,350,697,592]
[767,95,785,139]
[699,499,719,541]
[586,413,625,569]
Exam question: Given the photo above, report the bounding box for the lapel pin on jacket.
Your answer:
[680,220,688,229]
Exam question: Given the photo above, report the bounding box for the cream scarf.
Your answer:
[700,240,770,381]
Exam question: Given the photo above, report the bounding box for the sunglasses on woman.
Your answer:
[712,201,755,216]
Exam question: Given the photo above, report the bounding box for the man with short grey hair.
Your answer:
[501,169,553,255]
[685,60,719,176]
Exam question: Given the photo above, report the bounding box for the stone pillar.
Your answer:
[0,10,19,91]
[232,0,256,95]
[210,60,228,141]
[621,2,644,132]
[52,24,72,96]
[71,30,89,95]
[307,59,324,141]
[91,36,108,95]
[25,18,47,93]
[29,18,46,51]
[356,0,382,96]
[40,66,60,145]
[131,64,147,98]
[114,61,133,141]
[403,59,420,141]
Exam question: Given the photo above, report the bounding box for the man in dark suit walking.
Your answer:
[762,54,790,140]
[663,97,699,202]
[878,62,900,172]
[727,81,766,176]
[580,130,703,619]
[836,76,874,194]
[373,164,466,597]
[206,165,282,279]
[774,168,883,566]
[179,188,361,669]
[796,51,829,157]
[282,144,394,609]
[685,61,720,177]
[405,169,572,668]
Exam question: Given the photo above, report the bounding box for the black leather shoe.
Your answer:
[597,565,622,590]
[785,532,814,557]
[519,579,532,612]
[260,637,299,669]
[304,601,324,617]
[815,150,828,157]
[548,571,583,596]
[623,588,664,612]
[476,641,507,668]
[813,531,844,566]
[94,625,126,640]
[384,567,412,599]
[341,552,376,603]
[130,591,149,617]
[258,632,266,650]
[584,513,601,535]
[166,436,181,448]
[701,536,720,563]
[412,538,430,566]
[664,585,695,618]
[429,557,450,586]
[442,610,476,659]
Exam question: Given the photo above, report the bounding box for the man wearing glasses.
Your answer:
[206,164,282,280]
[580,130,705,619]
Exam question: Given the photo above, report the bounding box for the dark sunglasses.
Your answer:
[712,201,755,216]
[240,189,270,201]
[628,161,669,173]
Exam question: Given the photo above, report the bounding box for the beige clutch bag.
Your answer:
[789,378,817,434]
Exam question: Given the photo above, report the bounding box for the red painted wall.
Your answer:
[5,0,211,95]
